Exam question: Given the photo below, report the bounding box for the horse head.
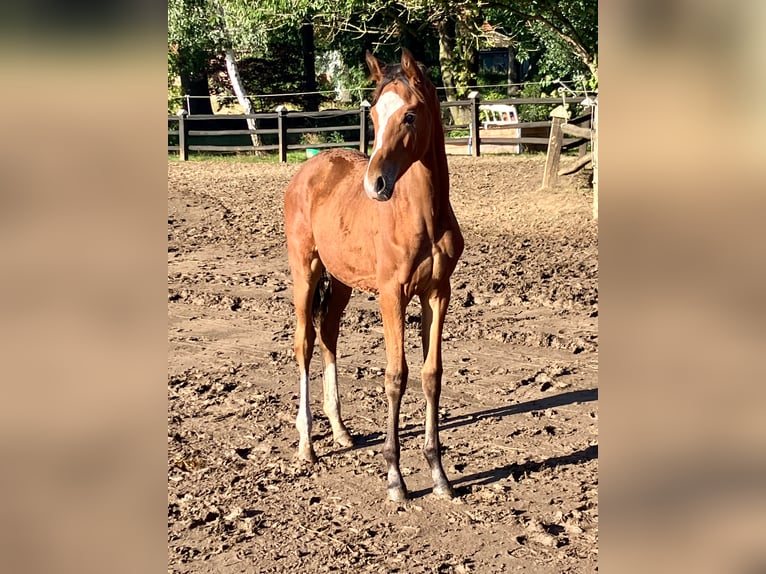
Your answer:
[363,48,436,201]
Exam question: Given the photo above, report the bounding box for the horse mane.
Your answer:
[371,63,430,105]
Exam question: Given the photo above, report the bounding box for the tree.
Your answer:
[486,0,598,80]
[251,0,360,108]
[169,0,268,113]
[168,0,598,119]
[343,0,485,122]
[211,0,265,142]
[434,2,483,103]
[209,28,306,110]
[300,18,320,111]
[168,0,216,114]
[264,0,483,120]
[169,0,271,147]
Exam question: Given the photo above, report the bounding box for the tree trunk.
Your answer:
[224,48,261,149]
[437,19,463,126]
[437,11,480,128]
[300,20,319,112]
[457,15,480,85]
[507,45,520,96]
[178,47,214,116]
[437,19,457,101]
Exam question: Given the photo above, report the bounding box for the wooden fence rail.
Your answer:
[168,95,589,162]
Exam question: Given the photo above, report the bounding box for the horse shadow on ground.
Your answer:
[409,444,598,499]
[349,388,598,499]
[353,388,597,448]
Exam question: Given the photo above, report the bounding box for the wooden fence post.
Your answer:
[276,105,288,163]
[177,109,188,161]
[578,108,592,157]
[468,91,481,157]
[541,105,568,189]
[359,100,371,155]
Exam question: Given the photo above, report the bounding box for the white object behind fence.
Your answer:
[480,104,519,127]
[479,104,520,154]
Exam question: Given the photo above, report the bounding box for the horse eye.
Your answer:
[403,112,416,125]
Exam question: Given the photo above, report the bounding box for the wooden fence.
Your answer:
[168,96,591,161]
[168,104,370,161]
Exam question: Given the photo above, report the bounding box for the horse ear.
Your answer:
[366,50,384,83]
[400,48,424,85]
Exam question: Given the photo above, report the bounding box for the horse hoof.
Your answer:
[334,431,354,448]
[387,486,408,503]
[433,484,454,499]
[297,447,318,463]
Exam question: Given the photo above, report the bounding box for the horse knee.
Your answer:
[293,326,315,357]
[385,367,408,395]
[421,367,442,395]
[421,366,442,382]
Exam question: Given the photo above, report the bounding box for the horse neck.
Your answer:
[400,102,451,213]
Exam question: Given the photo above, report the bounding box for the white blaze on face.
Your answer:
[371,91,406,158]
[364,91,406,197]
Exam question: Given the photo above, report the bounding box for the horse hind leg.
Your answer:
[290,253,323,463]
[316,274,354,448]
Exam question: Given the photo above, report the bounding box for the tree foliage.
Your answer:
[168,0,598,110]
[208,27,306,110]
[486,0,597,77]
[168,0,267,56]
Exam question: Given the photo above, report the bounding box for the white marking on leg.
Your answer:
[323,362,351,445]
[364,91,405,196]
[296,371,312,450]
[323,362,339,421]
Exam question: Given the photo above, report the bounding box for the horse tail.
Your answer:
[312,268,332,326]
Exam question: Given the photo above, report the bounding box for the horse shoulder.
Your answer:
[305,153,379,291]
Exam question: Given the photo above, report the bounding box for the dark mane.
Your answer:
[371,63,429,104]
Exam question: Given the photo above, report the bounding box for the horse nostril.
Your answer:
[375,176,386,194]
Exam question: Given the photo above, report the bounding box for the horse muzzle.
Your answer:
[364,168,396,201]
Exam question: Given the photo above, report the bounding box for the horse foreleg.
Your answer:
[419,287,454,498]
[380,289,409,502]
[317,278,354,447]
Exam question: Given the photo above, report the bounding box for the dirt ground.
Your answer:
[168,155,598,573]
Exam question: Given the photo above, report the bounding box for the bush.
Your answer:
[168,53,185,114]
[516,82,585,123]
[517,83,557,123]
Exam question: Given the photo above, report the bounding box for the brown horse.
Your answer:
[283,49,464,502]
